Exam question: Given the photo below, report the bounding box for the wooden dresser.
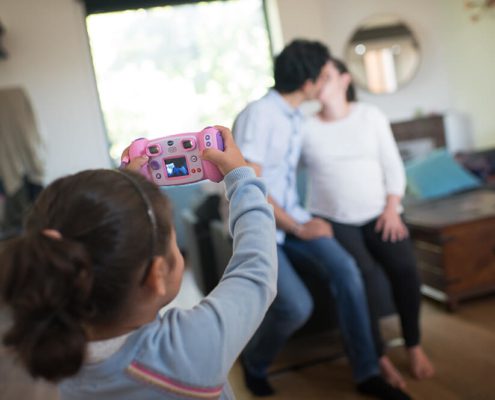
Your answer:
[404,190,495,310]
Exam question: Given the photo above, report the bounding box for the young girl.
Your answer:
[0,127,277,399]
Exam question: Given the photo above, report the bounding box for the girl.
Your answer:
[301,60,435,389]
[0,127,277,399]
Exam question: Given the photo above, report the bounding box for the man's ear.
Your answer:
[143,256,168,296]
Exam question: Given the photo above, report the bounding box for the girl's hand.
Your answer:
[375,208,409,242]
[200,126,247,175]
[120,146,149,172]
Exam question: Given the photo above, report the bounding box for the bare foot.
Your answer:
[408,345,435,379]
[379,355,407,390]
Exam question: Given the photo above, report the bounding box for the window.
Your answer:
[86,0,274,161]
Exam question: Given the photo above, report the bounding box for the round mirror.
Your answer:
[345,15,420,94]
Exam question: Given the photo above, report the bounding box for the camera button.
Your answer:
[148,145,161,155]
[191,168,196,173]
[156,173,162,179]
[150,161,161,170]
[191,155,198,162]
[205,134,210,140]
[206,141,211,147]
[197,167,202,173]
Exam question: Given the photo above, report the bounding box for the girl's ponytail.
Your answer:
[1,169,172,382]
[0,232,93,382]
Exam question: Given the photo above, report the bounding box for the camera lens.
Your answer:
[183,140,193,149]
[148,145,160,155]
[167,140,174,146]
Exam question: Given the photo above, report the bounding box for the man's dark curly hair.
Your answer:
[273,39,331,94]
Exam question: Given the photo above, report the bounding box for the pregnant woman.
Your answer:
[301,58,435,389]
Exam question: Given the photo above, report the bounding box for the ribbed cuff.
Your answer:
[223,166,256,189]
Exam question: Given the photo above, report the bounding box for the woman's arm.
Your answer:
[373,108,409,242]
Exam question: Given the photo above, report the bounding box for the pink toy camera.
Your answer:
[128,127,224,186]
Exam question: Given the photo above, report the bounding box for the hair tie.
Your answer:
[42,229,63,240]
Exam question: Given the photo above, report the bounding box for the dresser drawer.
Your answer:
[413,240,443,267]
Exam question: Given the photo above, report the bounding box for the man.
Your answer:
[233,39,410,400]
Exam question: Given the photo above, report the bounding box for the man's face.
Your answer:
[304,61,332,100]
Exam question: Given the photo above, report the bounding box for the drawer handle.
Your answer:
[415,241,442,254]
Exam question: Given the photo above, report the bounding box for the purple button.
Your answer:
[216,132,225,151]
[205,134,210,140]
[206,141,211,147]
[150,160,161,170]
[191,155,198,162]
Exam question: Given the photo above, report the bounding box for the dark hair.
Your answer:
[273,39,331,93]
[0,169,172,382]
[332,58,357,102]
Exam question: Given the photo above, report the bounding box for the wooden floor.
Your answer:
[1,295,495,399]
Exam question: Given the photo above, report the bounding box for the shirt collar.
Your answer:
[267,89,304,119]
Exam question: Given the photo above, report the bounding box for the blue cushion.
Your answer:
[405,149,482,200]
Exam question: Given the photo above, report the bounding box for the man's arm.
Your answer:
[247,161,332,240]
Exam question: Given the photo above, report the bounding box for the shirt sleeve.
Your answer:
[372,107,406,197]
[152,167,277,387]
[232,103,270,166]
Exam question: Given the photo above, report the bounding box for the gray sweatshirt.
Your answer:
[59,167,277,400]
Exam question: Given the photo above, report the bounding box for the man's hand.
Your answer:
[295,218,333,240]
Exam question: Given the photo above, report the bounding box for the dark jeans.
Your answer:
[242,235,379,383]
[328,217,422,356]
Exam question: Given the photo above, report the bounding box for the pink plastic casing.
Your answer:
[128,138,151,180]
[127,127,224,186]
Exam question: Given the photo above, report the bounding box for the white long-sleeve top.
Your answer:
[301,103,406,225]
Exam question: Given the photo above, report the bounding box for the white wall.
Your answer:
[437,0,495,149]
[0,0,493,184]
[0,0,111,185]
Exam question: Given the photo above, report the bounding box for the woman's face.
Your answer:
[318,62,350,104]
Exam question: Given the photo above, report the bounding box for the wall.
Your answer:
[0,0,493,187]
[0,0,111,186]
[438,1,495,149]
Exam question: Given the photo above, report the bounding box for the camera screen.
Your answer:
[164,156,189,178]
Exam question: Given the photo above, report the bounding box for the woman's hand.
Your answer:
[375,208,409,242]
[200,126,247,176]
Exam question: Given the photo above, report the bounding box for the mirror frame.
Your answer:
[344,15,421,95]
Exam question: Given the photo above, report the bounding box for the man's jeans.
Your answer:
[242,235,379,383]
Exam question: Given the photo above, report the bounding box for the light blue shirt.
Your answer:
[59,168,277,400]
[233,89,311,243]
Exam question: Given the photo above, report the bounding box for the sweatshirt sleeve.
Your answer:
[373,107,406,197]
[146,166,277,388]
